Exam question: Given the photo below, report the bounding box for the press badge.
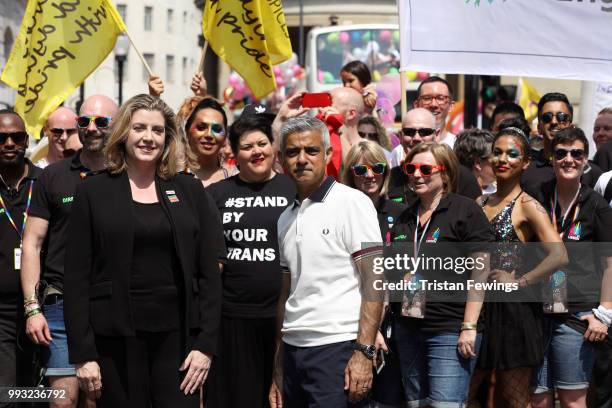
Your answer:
[14,248,21,270]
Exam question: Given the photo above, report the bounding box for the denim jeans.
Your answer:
[394,320,481,408]
[41,299,76,376]
[531,312,595,393]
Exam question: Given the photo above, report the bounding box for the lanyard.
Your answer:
[0,180,33,241]
[550,186,580,237]
[414,208,435,261]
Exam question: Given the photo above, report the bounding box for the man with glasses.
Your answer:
[0,110,40,403]
[388,108,481,205]
[521,93,602,195]
[36,107,82,168]
[414,76,456,148]
[20,95,118,408]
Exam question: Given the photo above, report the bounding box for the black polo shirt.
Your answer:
[0,160,41,304]
[29,152,96,293]
[537,181,612,325]
[389,194,494,333]
[376,197,406,243]
[521,155,602,198]
[388,164,482,206]
[593,141,612,173]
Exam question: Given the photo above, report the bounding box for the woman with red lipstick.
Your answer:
[205,114,295,408]
[471,127,567,408]
[183,98,237,187]
[530,127,612,408]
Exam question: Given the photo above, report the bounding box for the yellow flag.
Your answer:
[516,77,541,122]
[1,0,126,138]
[203,0,293,99]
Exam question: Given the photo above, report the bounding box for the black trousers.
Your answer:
[0,305,36,408]
[95,330,198,408]
[205,316,275,408]
[590,338,612,408]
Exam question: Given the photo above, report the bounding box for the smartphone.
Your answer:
[375,349,386,375]
[302,92,332,108]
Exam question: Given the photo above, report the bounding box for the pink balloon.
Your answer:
[229,73,241,87]
[417,72,429,81]
[273,66,282,76]
[292,64,302,75]
[317,70,325,82]
[376,97,396,127]
[379,30,392,42]
[375,74,401,105]
[276,77,285,87]
[339,31,350,44]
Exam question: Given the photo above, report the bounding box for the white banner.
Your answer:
[398,0,612,82]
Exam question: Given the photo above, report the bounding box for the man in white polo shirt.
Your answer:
[269,117,383,407]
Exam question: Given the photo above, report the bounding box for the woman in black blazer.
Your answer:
[63,94,223,407]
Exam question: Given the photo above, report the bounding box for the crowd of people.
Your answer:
[0,62,611,408]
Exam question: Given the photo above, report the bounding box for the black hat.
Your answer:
[241,103,276,122]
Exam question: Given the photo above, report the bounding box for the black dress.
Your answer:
[477,193,543,370]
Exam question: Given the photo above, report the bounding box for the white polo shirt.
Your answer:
[277,177,383,347]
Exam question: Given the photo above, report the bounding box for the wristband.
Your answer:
[25,308,42,319]
[461,322,477,331]
[593,305,612,327]
[24,302,40,313]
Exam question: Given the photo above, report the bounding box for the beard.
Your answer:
[0,147,26,167]
[79,129,108,153]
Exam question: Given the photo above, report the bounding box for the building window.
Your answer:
[182,57,188,84]
[167,9,173,33]
[166,55,175,84]
[144,6,153,31]
[4,27,14,60]
[143,53,154,80]
[116,4,127,23]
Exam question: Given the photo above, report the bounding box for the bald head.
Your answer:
[80,95,119,118]
[78,95,118,154]
[401,108,440,152]
[0,110,26,132]
[331,87,364,127]
[45,107,78,162]
[403,108,436,129]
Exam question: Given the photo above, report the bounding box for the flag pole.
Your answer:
[198,40,209,73]
[123,29,153,76]
[400,71,408,118]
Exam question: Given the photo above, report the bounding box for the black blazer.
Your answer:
[64,171,223,364]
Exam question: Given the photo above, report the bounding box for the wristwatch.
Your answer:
[353,342,376,360]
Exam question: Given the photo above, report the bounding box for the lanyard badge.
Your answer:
[0,180,34,270]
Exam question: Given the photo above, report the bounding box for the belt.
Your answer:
[44,294,63,305]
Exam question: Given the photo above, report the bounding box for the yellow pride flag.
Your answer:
[203,0,292,99]
[1,0,126,138]
[516,77,541,122]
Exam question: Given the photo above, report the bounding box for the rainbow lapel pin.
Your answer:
[166,190,179,203]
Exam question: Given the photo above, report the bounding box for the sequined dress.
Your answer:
[477,192,544,370]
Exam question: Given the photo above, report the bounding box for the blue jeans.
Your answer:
[41,299,75,376]
[394,320,481,408]
[531,312,595,393]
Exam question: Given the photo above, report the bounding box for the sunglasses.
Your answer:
[77,116,112,129]
[193,121,225,136]
[402,127,435,137]
[0,131,28,144]
[358,131,378,140]
[49,128,77,137]
[553,148,585,161]
[352,163,387,177]
[403,162,445,177]
[541,112,570,124]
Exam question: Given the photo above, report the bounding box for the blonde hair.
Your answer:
[104,94,180,179]
[342,140,390,197]
[175,96,208,171]
[405,142,458,194]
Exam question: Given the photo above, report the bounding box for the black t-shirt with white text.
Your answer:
[207,174,296,318]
